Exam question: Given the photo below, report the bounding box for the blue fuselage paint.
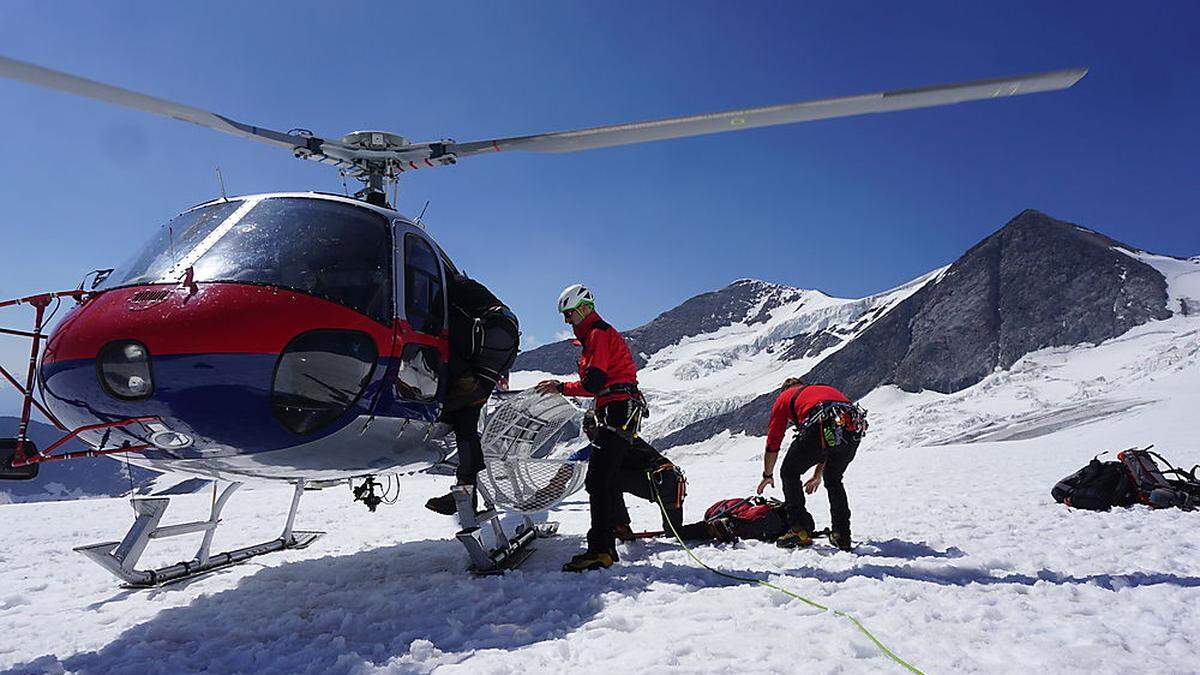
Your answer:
[40,352,439,461]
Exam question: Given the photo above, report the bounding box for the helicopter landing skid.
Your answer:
[75,480,323,588]
[452,484,558,575]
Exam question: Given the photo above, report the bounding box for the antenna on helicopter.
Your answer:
[214,166,227,202]
[418,200,431,222]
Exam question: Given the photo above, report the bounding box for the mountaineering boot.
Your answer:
[776,527,814,549]
[710,519,736,543]
[613,522,636,542]
[829,530,854,552]
[562,550,615,572]
[427,483,482,516]
[424,492,457,515]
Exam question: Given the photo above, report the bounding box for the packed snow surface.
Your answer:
[2,305,1199,673]
[2,438,1197,673]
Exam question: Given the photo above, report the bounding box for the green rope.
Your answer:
[649,477,923,674]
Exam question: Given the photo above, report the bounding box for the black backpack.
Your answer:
[446,274,519,385]
[1051,456,1137,511]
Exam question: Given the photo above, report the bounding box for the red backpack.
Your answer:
[704,497,788,541]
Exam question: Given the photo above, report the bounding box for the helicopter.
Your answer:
[0,55,1085,583]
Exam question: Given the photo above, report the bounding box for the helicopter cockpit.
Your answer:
[96,196,395,325]
[34,193,451,479]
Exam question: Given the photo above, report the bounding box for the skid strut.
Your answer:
[75,481,323,587]
[453,483,558,575]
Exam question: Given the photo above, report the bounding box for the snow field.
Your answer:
[2,422,1198,674]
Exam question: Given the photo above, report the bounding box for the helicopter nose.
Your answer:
[39,283,393,454]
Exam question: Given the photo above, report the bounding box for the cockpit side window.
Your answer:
[404,234,445,334]
[189,198,393,324]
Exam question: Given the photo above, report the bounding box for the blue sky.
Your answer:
[0,1,1197,410]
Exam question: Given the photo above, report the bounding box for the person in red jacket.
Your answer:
[756,377,864,551]
[536,283,644,572]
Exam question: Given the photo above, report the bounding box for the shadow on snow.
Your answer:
[779,561,1200,591]
[8,533,1197,674]
[9,535,725,675]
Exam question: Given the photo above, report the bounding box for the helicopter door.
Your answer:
[393,226,447,405]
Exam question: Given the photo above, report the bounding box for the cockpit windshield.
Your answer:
[189,198,393,323]
[98,197,394,324]
[97,200,243,291]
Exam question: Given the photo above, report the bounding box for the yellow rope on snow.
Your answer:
[649,482,923,674]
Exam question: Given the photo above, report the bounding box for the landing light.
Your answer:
[97,340,154,400]
[145,421,193,450]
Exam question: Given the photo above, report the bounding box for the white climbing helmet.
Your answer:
[557,284,595,314]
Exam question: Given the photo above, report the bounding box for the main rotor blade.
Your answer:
[447,68,1087,157]
[0,54,307,151]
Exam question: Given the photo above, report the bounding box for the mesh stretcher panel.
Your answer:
[478,391,587,514]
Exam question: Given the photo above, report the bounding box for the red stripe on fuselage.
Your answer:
[397,320,450,361]
[43,283,396,363]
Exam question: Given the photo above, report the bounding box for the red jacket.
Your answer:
[765,384,849,452]
[561,311,638,407]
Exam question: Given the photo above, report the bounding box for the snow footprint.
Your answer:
[0,594,29,610]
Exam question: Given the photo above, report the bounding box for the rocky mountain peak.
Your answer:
[514,277,808,374]
[656,210,1174,448]
[859,208,1173,384]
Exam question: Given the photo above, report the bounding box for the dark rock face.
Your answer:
[828,209,1170,399]
[511,339,580,376]
[778,330,844,360]
[514,279,802,374]
[660,210,1172,448]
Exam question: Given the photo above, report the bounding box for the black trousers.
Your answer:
[779,427,859,535]
[442,372,498,486]
[584,400,634,553]
[611,465,685,533]
[444,404,484,486]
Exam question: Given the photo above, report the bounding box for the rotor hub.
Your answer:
[340,130,411,150]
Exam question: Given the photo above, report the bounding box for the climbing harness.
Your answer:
[595,393,647,441]
[648,473,923,674]
[800,401,869,449]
